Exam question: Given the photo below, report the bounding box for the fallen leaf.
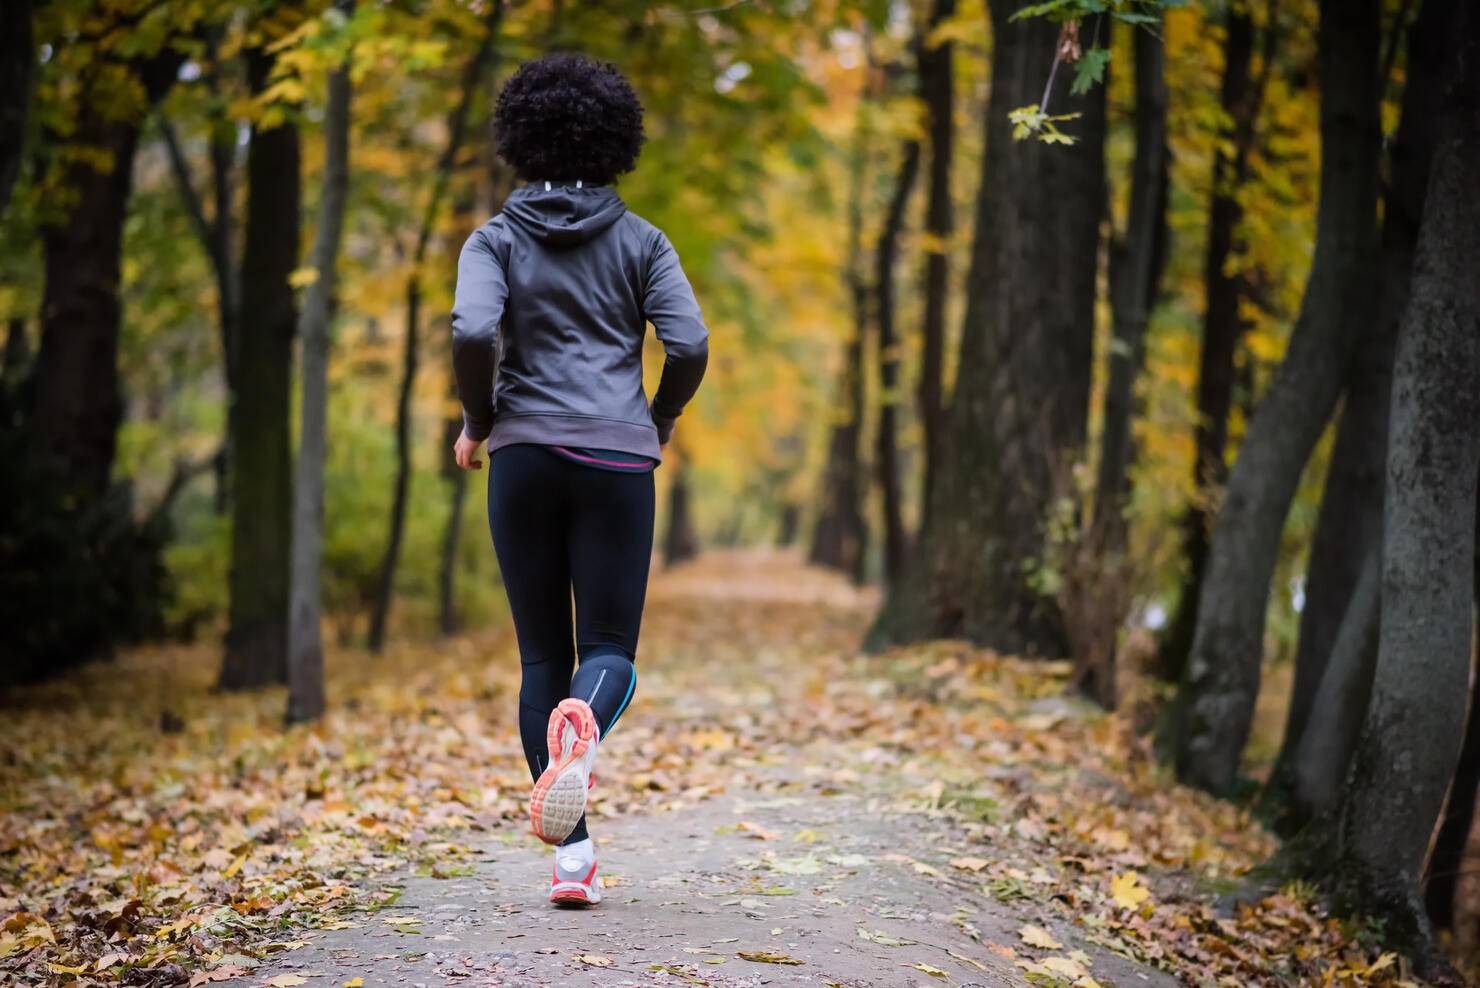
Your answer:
[1042,955,1088,978]
[948,949,990,971]
[574,955,613,966]
[857,928,915,947]
[1110,871,1151,910]
[903,961,948,977]
[949,856,990,872]
[737,821,779,840]
[343,979,363,987]
[738,950,803,965]
[188,966,250,986]
[262,976,309,987]
[1019,925,1062,950]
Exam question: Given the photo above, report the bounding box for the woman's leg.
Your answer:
[487,445,576,788]
[567,466,655,735]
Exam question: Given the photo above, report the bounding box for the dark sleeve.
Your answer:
[450,226,508,442]
[643,231,709,444]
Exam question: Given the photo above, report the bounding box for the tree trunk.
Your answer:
[664,461,700,566]
[287,13,353,725]
[1157,8,1268,681]
[868,6,1105,656]
[1162,0,1382,795]
[1424,603,1480,933]
[1266,0,1451,825]
[30,50,180,503]
[220,47,302,691]
[809,80,871,580]
[1290,544,1380,823]
[875,138,920,585]
[3,317,26,378]
[1313,32,1480,963]
[0,0,33,217]
[917,0,954,516]
[367,3,504,652]
[1094,19,1169,532]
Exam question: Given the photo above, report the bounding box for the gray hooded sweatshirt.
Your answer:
[451,182,709,462]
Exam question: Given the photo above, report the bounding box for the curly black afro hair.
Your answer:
[493,53,645,186]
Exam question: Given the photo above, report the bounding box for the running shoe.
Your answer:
[549,838,602,905]
[529,698,599,844]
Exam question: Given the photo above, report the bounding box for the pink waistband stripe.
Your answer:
[554,446,655,469]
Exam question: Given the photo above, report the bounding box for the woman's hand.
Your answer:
[453,430,484,471]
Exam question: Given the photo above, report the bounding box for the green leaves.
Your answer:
[1070,46,1111,95]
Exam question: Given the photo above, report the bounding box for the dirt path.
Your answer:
[251,553,1178,988]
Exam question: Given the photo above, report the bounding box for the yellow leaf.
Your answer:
[948,950,990,971]
[264,977,309,987]
[1110,871,1151,910]
[289,267,322,289]
[1018,925,1062,950]
[222,852,247,879]
[949,856,990,872]
[574,955,613,966]
[343,979,363,987]
[903,962,948,977]
[738,951,803,965]
[1042,956,1089,978]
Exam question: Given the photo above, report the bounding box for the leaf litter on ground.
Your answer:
[0,549,1453,986]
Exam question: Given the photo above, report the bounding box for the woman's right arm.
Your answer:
[643,231,710,445]
[451,225,509,444]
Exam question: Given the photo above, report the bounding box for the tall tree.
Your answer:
[1297,19,1480,961]
[220,44,303,691]
[1094,18,1169,533]
[288,3,355,724]
[868,6,1105,655]
[916,0,954,514]
[1266,0,1450,827]
[1158,5,1272,681]
[0,0,33,217]
[367,3,505,652]
[1162,0,1382,794]
[30,42,181,502]
[874,136,920,585]
[809,72,872,581]
[664,459,701,567]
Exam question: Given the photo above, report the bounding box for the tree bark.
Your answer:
[1162,0,1382,795]
[875,138,920,585]
[1266,0,1451,826]
[916,0,954,516]
[1290,544,1380,823]
[30,48,181,503]
[809,78,871,580]
[1094,19,1169,532]
[1157,8,1269,681]
[868,6,1105,656]
[220,46,302,691]
[0,0,33,217]
[367,3,504,652]
[1424,606,1480,933]
[1314,31,1480,962]
[287,10,354,724]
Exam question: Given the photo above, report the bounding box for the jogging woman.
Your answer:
[449,53,708,906]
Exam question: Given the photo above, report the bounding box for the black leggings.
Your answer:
[487,443,653,844]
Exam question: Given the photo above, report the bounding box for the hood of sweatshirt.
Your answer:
[501,184,628,247]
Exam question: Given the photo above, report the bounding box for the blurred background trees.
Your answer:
[3,0,1480,971]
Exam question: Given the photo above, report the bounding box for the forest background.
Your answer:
[4,0,1480,982]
